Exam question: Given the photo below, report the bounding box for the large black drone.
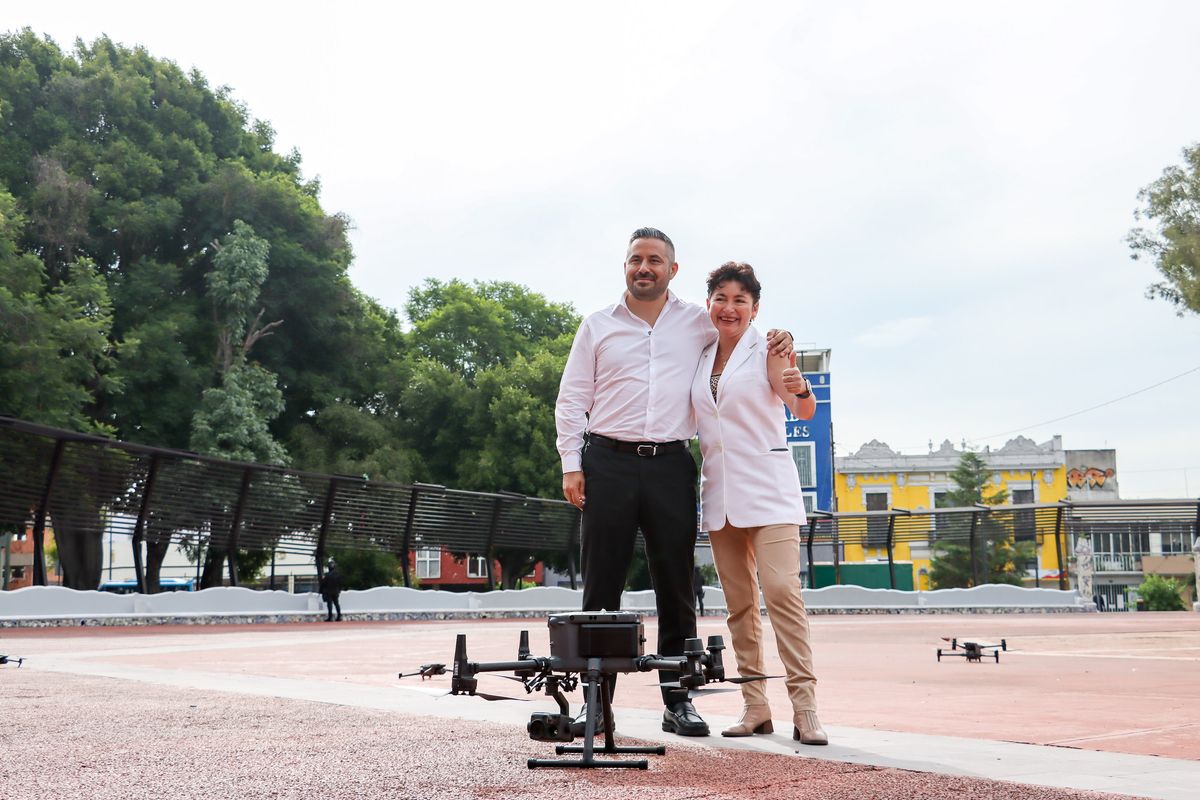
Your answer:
[937,637,1007,663]
[399,611,770,769]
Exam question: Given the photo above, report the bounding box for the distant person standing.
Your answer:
[320,559,343,622]
[693,566,706,616]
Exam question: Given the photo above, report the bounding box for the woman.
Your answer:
[690,261,826,744]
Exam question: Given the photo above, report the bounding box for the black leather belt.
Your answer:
[586,433,687,457]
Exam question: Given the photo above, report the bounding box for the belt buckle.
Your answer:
[636,443,658,457]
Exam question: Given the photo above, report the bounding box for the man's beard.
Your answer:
[628,277,666,301]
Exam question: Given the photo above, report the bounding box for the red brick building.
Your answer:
[408,547,543,591]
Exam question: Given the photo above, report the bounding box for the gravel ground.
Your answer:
[1,669,1139,800]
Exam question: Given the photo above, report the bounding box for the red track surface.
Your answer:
[3,611,1196,798]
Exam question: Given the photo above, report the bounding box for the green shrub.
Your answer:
[1137,574,1186,611]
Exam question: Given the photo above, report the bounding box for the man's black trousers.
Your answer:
[580,442,697,706]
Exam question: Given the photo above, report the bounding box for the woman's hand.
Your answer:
[764,328,794,358]
[781,352,808,395]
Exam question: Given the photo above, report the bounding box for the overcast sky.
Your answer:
[13,1,1200,497]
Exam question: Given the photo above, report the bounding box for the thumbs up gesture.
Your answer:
[782,351,808,395]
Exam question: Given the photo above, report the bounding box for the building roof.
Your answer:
[837,435,1065,474]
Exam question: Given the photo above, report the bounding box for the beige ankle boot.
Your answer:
[721,705,774,737]
[792,710,828,745]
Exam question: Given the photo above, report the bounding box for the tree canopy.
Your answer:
[1129,143,1200,317]
[0,30,581,589]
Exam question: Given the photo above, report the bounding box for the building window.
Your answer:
[865,491,889,547]
[802,494,816,514]
[1161,530,1190,553]
[416,547,441,579]
[791,442,816,487]
[1009,488,1035,541]
[466,555,489,578]
[11,566,24,579]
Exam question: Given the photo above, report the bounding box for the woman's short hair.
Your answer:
[706,261,761,303]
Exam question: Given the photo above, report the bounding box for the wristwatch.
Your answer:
[795,379,812,399]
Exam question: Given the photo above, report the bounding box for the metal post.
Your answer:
[832,520,842,585]
[32,439,66,586]
[1193,497,1200,550]
[226,468,254,586]
[885,511,898,589]
[1,531,12,590]
[968,509,982,587]
[315,479,339,582]
[400,486,420,588]
[1054,504,1066,590]
[131,455,161,593]
[566,512,581,591]
[484,497,504,591]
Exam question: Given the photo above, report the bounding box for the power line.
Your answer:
[967,364,1200,445]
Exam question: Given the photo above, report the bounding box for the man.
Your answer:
[320,559,343,622]
[555,227,791,737]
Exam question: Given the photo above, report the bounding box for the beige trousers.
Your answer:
[710,523,817,712]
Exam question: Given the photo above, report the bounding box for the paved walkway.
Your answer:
[3,613,1197,799]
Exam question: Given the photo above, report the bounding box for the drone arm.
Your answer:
[469,658,546,674]
[635,656,685,673]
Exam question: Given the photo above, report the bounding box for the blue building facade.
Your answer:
[785,350,834,513]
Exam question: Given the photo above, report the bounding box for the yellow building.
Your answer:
[834,436,1069,590]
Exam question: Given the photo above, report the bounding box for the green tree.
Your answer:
[0,188,119,431]
[329,547,402,591]
[0,29,382,448]
[1137,574,1186,611]
[189,221,288,588]
[1128,143,1200,316]
[929,451,1034,589]
[2,30,393,589]
[392,280,580,588]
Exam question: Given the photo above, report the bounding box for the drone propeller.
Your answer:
[431,689,529,702]
[0,655,23,667]
[475,691,530,702]
[656,674,784,688]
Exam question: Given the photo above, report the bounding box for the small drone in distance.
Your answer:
[0,654,24,667]
[937,637,1007,663]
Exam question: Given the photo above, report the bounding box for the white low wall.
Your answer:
[0,582,1090,624]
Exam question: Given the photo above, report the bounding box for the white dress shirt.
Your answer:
[555,291,716,473]
[690,325,806,531]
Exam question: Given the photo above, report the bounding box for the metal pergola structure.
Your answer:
[0,417,582,591]
[2,416,1197,593]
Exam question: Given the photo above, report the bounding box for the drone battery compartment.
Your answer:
[578,624,641,658]
[548,612,646,667]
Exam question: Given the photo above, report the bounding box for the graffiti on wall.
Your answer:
[1067,467,1115,489]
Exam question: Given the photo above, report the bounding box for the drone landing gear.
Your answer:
[528,660,665,770]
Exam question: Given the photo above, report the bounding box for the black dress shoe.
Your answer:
[662,700,709,737]
[569,705,606,737]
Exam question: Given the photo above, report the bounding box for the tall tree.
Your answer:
[189,221,288,587]
[1128,143,1200,316]
[929,451,1033,589]
[1,30,391,588]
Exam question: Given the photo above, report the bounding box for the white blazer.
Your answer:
[690,326,806,532]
